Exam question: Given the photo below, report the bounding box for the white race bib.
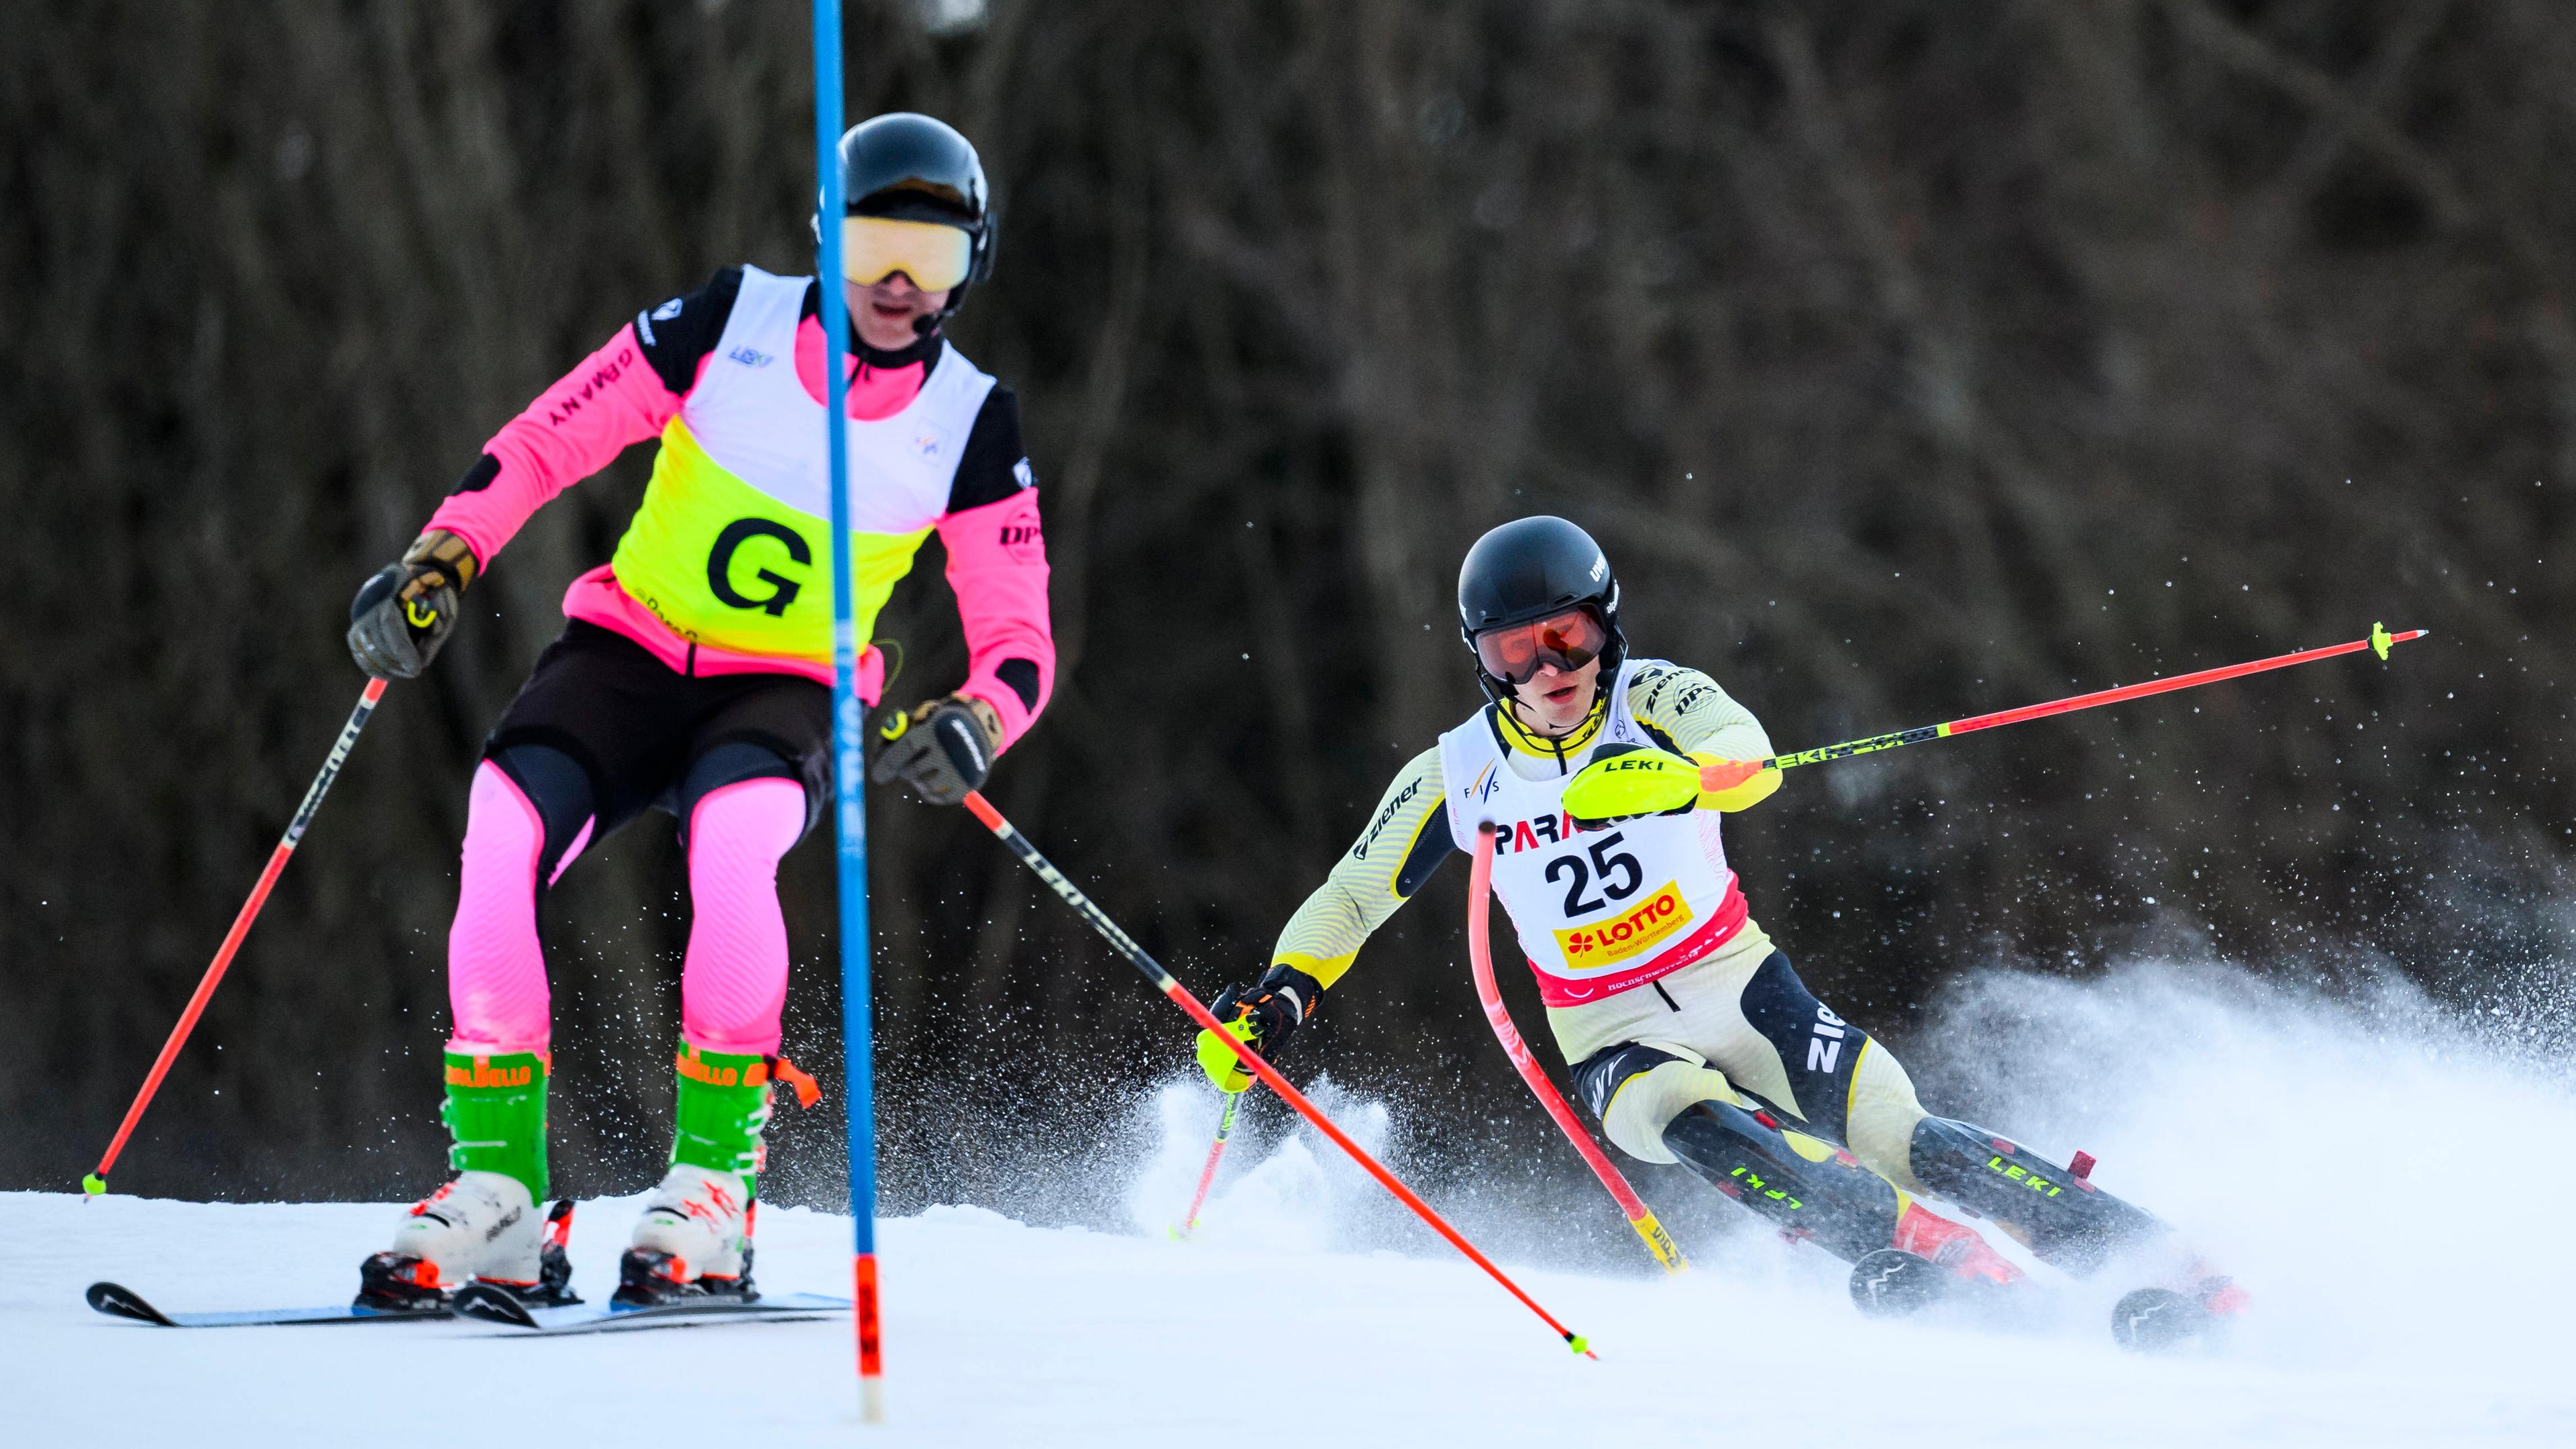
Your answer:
[1440,660,1748,1005]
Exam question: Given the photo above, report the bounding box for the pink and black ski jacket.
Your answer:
[421,265,1055,749]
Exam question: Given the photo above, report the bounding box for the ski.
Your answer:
[1847,1248,1960,1318]
[449,1281,848,1336]
[2111,1279,2246,1352]
[86,1281,454,1329]
[1845,1249,2029,1324]
[89,1279,847,1334]
[1847,1250,2247,1352]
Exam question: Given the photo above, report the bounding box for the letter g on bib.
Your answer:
[707,517,812,617]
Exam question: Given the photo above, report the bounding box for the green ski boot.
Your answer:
[618,1041,774,1305]
[360,1047,576,1309]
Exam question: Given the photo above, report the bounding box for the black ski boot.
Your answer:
[1665,1101,2027,1309]
[1664,1099,1908,1260]
[1905,1120,2169,1275]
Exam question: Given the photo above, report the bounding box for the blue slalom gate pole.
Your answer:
[810,0,884,1423]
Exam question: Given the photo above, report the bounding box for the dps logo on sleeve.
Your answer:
[706,518,810,616]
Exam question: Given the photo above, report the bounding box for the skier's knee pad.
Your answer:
[1843,1040,1931,1191]
[1570,1040,1745,1164]
[486,743,598,888]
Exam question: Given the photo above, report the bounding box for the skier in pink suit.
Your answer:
[341,114,1051,1309]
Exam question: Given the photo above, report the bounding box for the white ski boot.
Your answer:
[358,1171,576,1311]
[617,1163,756,1305]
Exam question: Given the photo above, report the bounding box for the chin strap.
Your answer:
[1497,692,1610,775]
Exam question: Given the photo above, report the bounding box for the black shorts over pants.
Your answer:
[482,621,831,879]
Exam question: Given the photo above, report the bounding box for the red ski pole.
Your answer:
[1467,826,1687,1273]
[85,676,390,1196]
[960,789,1598,1358]
[1171,1090,1240,1238]
[1760,623,2426,772]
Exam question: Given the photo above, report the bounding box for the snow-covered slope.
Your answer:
[9,963,2573,1447]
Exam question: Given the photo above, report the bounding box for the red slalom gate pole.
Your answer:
[85,676,390,1196]
[1467,827,1687,1273]
[1758,623,2426,773]
[959,789,1598,1358]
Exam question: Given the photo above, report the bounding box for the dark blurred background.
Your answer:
[5,1,2571,1236]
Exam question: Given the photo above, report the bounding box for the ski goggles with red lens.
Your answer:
[841,215,974,292]
[1471,607,1610,685]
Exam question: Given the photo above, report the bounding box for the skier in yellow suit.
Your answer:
[1196,517,2246,1337]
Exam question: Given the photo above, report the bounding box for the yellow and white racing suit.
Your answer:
[1271,659,1935,1189]
[1267,659,2181,1277]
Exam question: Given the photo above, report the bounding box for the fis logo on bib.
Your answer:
[1555,881,1693,967]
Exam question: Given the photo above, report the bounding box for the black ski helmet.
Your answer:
[1456,516,1625,702]
[828,112,994,322]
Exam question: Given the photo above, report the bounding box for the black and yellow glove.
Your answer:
[1563,743,1778,828]
[347,530,477,680]
[1193,967,1322,1093]
[871,695,1004,806]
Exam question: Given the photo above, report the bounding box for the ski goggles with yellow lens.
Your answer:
[841,216,974,292]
